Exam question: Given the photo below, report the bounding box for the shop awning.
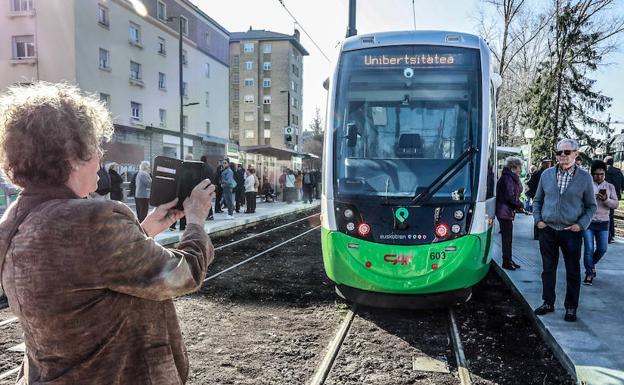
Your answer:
[240,145,301,160]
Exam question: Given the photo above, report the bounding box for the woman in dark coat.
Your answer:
[496,156,525,270]
[108,162,124,201]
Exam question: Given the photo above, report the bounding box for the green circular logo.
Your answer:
[395,207,409,223]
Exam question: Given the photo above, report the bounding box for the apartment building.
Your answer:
[229,28,308,170]
[0,0,230,171]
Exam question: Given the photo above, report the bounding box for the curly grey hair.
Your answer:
[505,156,523,170]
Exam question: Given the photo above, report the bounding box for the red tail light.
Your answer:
[357,223,371,237]
[435,224,449,238]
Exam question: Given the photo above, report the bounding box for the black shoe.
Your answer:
[564,308,577,322]
[511,261,521,269]
[583,275,593,286]
[534,303,554,315]
[502,261,516,271]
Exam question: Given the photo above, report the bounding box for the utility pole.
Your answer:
[346,0,357,38]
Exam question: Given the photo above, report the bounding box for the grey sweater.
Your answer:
[533,166,597,231]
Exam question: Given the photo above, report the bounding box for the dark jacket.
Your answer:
[109,169,124,201]
[495,167,523,220]
[606,165,624,200]
[526,167,545,198]
[0,185,213,385]
[95,166,111,195]
[234,167,245,192]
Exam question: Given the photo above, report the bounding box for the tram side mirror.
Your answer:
[322,77,330,90]
[346,123,358,147]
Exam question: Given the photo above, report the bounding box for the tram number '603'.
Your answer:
[429,251,446,260]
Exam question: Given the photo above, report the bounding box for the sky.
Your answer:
[196,0,624,134]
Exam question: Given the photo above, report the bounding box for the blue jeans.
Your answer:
[524,197,532,212]
[583,221,609,277]
[222,186,234,215]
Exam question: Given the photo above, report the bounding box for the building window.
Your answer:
[182,82,188,97]
[263,114,271,122]
[204,62,210,78]
[292,114,299,126]
[12,35,35,59]
[263,43,272,54]
[157,1,167,21]
[292,64,299,77]
[244,95,254,104]
[244,112,254,122]
[263,79,271,88]
[292,97,298,108]
[100,93,111,108]
[129,22,141,44]
[182,49,188,65]
[244,78,254,87]
[263,96,271,105]
[204,32,211,47]
[205,92,210,107]
[97,4,109,27]
[131,102,142,120]
[130,61,141,80]
[205,121,210,134]
[98,48,110,69]
[158,37,166,55]
[11,0,33,11]
[182,115,188,129]
[264,129,271,138]
[245,61,253,70]
[180,16,188,36]
[245,130,255,139]
[243,43,254,53]
[158,72,166,90]
[159,108,167,126]
[263,62,272,71]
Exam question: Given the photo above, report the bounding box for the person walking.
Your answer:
[135,160,152,222]
[0,82,215,385]
[244,168,259,213]
[285,169,296,204]
[527,157,553,239]
[582,160,619,285]
[295,170,303,201]
[234,163,245,213]
[220,159,236,219]
[524,165,537,212]
[532,139,597,322]
[200,156,215,220]
[108,162,123,201]
[605,156,623,243]
[496,157,524,271]
[303,169,315,204]
[214,164,224,213]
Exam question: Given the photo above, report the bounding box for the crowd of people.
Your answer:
[496,138,624,322]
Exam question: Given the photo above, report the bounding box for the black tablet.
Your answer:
[149,156,208,209]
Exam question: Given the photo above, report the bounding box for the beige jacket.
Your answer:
[0,185,213,384]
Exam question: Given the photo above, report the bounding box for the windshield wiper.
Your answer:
[410,145,478,206]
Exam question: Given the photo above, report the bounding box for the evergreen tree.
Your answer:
[523,0,623,162]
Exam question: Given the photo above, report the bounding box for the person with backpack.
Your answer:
[92,163,111,199]
[303,170,315,204]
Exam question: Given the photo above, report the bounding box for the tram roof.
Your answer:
[341,30,484,52]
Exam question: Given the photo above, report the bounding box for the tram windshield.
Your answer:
[333,45,482,201]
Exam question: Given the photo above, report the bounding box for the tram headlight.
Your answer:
[346,222,355,231]
[451,224,461,234]
[435,224,449,238]
[453,210,464,220]
[403,67,414,78]
[344,209,354,219]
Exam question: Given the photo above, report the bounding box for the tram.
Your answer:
[321,30,501,308]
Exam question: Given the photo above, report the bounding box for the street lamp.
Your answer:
[280,90,291,146]
[165,15,187,159]
[524,128,536,170]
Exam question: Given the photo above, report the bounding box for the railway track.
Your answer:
[310,306,472,385]
[0,211,321,381]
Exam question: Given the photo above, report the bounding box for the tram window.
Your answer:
[486,82,496,199]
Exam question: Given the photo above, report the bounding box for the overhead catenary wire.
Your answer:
[412,0,417,30]
[277,0,331,62]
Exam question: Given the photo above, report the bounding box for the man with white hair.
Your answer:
[532,138,597,322]
[135,160,152,222]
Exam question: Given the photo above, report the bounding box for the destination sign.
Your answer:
[364,54,458,66]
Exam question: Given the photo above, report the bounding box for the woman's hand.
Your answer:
[184,179,216,225]
[141,198,185,237]
[537,221,547,229]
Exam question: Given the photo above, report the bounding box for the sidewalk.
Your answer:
[153,199,319,246]
[491,214,624,385]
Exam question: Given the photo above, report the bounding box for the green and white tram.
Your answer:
[321,30,500,308]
